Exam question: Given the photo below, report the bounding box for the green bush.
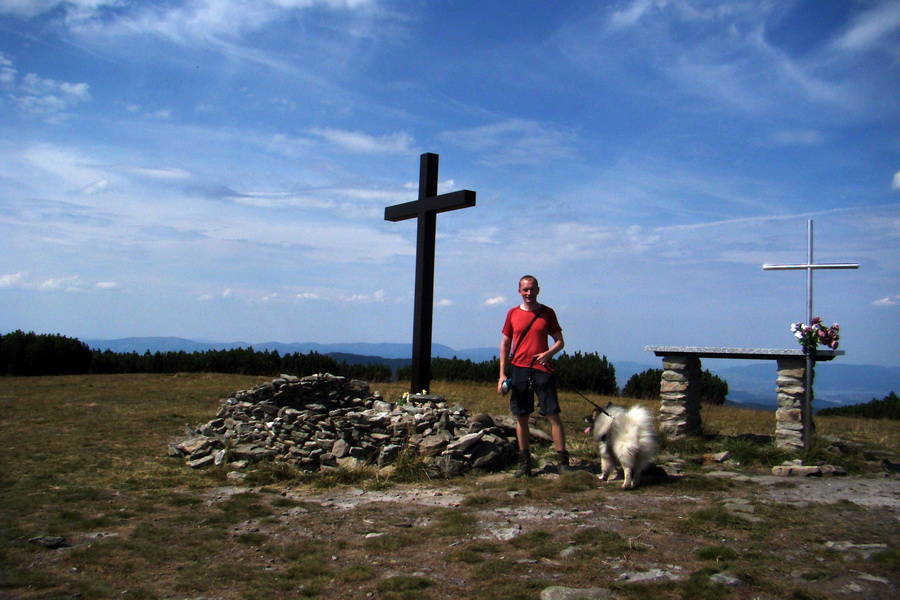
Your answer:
[622,367,729,404]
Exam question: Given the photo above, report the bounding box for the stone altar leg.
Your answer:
[658,355,702,439]
[775,357,812,450]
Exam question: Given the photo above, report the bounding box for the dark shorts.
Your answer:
[508,365,560,417]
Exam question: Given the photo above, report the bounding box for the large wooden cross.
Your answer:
[763,219,859,449]
[385,153,476,394]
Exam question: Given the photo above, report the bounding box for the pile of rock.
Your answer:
[169,374,522,477]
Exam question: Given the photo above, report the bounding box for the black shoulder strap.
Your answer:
[513,305,545,354]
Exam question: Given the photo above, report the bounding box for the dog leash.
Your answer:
[537,359,611,417]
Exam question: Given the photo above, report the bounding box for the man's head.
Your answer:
[518,275,540,305]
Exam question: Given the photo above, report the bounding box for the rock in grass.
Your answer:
[540,586,615,600]
[29,536,69,549]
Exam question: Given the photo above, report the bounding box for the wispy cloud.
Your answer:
[483,296,506,307]
[873,295,900,307]
[0,272,26,288]
[831,0,900,54]
[309,128,415,155]
[442,119,575,166]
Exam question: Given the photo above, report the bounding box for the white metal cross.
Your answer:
[763,220,859,326]
[763,219,859,450]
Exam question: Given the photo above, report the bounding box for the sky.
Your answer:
[1,0,898,369]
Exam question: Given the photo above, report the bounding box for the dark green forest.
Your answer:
[0,330,392,382]
[2,331,622,395]
[621,367,730,405]
[818,392,899,420]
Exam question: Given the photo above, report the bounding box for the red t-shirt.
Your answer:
[502,305,561,373]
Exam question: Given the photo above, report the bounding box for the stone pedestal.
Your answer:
[775,357,813,450]
[658,355,702,439]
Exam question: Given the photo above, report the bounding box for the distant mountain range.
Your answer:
[84,337,898,411]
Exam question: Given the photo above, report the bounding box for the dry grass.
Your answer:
[392,379,898,445]
[1,374,897,600]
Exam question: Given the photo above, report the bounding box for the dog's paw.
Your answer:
[621,481,634,490]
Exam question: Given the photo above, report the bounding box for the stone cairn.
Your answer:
[658,356,702,439]
[775,357,811,450]
[169,373,521,478]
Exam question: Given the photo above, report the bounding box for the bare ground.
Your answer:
[204,465,900,600]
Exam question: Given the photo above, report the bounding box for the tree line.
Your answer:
[818,392,899,420]
[396,351,621,396]
[1,330,727,404]
[0,330,392,381]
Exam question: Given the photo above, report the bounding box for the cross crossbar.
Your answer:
[385,190,475,222]
[762,263,859,270]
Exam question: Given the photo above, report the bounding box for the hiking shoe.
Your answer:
[514,450,532,478]
[557,451,572,473]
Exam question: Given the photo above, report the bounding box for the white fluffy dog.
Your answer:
[586,404,658,489]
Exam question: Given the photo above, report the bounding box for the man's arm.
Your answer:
[498,334,512,394]
[535,330,564,366]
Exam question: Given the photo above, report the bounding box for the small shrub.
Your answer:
[696,545,739,561]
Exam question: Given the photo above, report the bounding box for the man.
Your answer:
[498,275,569,477]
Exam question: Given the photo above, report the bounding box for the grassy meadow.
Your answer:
[1,373,898,599]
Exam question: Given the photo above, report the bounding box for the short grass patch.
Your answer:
[2,375,898,600]
[695,544,739,561]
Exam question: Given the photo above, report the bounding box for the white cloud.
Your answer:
[296,292,320,300]
[442,119,574,166]
[309,128,414,155]
[145,109,172,120]
[95,281,118,289]
[39,275,86,292]
[436,298,452,307]
[126,166,192,180]
[893,171,900,191]
[873,295,900,307]
[81,179,109,195]
[341,289,386,303]
[832,0,900,53]
[609,0,656,30]
[483,296,506,307]
[770,129,826,146]
[0,57,91,120]
[0,272,26,288]
[0,1,119,19]
[0,53,16,83]
[46,0,378,44]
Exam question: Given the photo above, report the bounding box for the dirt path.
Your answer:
[210,470,899,599]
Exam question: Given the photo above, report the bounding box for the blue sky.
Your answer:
[1,0,898,368]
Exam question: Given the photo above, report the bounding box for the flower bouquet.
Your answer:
[791,316,840,352]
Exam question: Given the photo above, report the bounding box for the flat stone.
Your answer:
[709,572,741,587]
[540,586,615,600]
[772,465,821,477]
